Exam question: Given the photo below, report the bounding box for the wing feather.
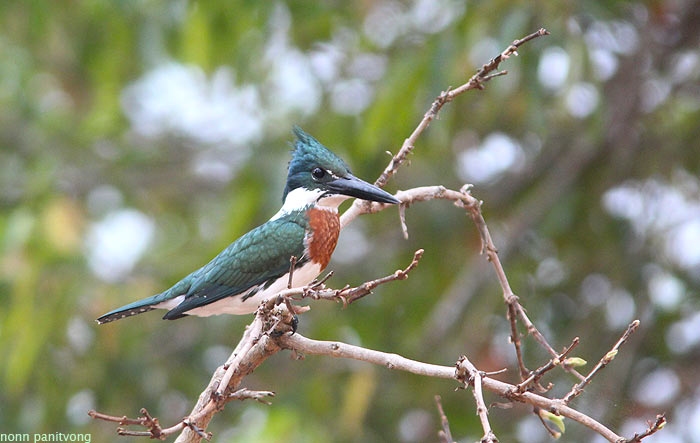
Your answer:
[163,212,308,318]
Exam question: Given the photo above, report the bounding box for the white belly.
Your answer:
[154,261,322,317]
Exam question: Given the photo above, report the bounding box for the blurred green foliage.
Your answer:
[1,1,699,442]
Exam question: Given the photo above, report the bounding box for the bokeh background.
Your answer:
[1,1,699,442]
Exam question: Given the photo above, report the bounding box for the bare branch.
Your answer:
[456,356,498,443]
[228,388,276,405]
[385,185,587,382]
[88,29,664,443]
[301,248,424,307]
[281,332,626,441]
[279,332,454,378]
[88,408,190,440]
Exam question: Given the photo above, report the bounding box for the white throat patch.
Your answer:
[270,187,349,221]
[270,188,323,221]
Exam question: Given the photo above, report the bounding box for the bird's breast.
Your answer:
[305,207,341,269]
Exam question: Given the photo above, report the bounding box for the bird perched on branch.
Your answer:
[97,127,399,324]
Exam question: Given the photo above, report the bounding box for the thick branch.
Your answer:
[280,332,625,442]
[173,302,294,443]
[280,332,454,378]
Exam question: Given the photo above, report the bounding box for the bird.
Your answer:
[96,127,399,324]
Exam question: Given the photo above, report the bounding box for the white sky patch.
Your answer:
[309,43,346,85]
[633,368,680,407]
[85,209,155,282]
[66,389,96,426]
[191,149,238,184]
[565,82,599,118]
[667,220,700,268]
[669,51,699,85]
[580,273,612,308]
[265,46,322,118]
[121,63,264,148]
[538,46,570,91]
[363,1,407,49]
[602,174,700,271]
[641,78,672,113]
[686,396,700,442]
[536,257,568,287]
[646,266,686,311]
[457,132,524,184]
[66,316,94,355]
[666,310,700,354]
[408,0,465,34]
[469,38,499,69]
[585,19,639,55]
[588,48,618,81]
[363,0,465,48]
[262,4,322,118]
[331,78,374,115]
[604,289,636,330]
[516,415,550,443]
[348,52,387,82]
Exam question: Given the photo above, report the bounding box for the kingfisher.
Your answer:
[96,127,399,324]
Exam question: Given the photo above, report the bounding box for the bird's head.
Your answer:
[281,127,399,210]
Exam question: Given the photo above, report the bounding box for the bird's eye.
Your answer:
[311,167,326,180]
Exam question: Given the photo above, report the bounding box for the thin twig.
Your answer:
[563,320,640,404]
[287,255,297,289]
[323,248,424,307]
[87,408,191,440]
[507,302,530,380]
[435,395,455,443]
[279,249,424,307]
[623,414,667,442]
[514,337,580,394]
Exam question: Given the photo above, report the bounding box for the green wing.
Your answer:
[162,212,308,318]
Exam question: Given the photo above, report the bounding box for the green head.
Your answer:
[281,127,399,206]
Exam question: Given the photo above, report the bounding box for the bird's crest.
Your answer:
[282,127,352,201]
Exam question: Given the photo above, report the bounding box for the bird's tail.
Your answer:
[95,295,162,324]
[97,274,194,324]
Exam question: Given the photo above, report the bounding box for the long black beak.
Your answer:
[326,174,399,204]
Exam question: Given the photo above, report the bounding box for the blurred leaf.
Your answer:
[340,366,377,438]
